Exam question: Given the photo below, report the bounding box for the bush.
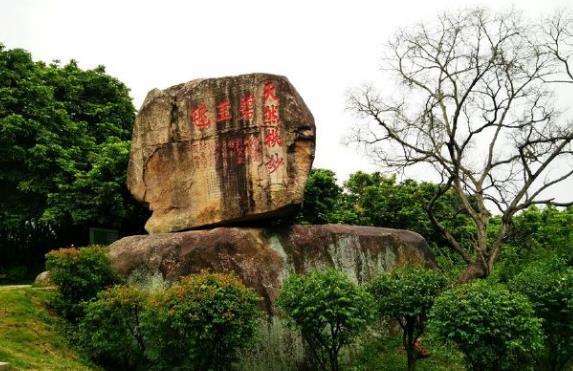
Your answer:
[144,272,261,370]
[45,245,115,321]
[0,265,30,283]
[368,267,447,371]
[277,269,374,371]
[430,281,543,371]
[510,256,573,370]
[78,285,148,370]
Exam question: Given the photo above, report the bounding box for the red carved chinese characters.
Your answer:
[190,104,212,129]
[243,134,262,162]
[262,81,284,173]
[263,105,280,125]
[216,99,232,122]
[188,81,285,172]
[264,128,282,147]
[265,154,284,174]
[228,137,245,165]
[239,94,254,120]
[263,82,278,101]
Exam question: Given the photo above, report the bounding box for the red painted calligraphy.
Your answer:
[239,94,254,120]
[265,153,284,174]
[228,137,245,165]
[216,99,232,122]
[264,128,282,147]
[263,82,278,101]
[243,134,262,161]
[263,105,280,125]
[190,104,212,129]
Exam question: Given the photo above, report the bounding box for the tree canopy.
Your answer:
[0,44,147,273]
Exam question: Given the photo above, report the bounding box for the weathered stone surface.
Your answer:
[108,224,436,314]
[128,73,315,233]
[33,271,52,286]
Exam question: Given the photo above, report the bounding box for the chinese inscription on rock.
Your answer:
[127,73,315,233]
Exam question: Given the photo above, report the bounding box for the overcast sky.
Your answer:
[1,0,572,202]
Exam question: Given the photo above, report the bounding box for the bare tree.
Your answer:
[348,8,573,281]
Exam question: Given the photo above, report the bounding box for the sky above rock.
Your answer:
[1,0,572,203]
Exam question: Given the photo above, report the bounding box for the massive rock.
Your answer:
[128,73,315,233]
[108,225,436,314]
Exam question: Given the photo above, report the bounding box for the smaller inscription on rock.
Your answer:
[128,73,315,233]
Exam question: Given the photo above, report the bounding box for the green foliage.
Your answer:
[342,173,475,250]
[78,285,148,370]
[0,265,30,283]
[0,44,147,272]
[510,256,573,370]
[143,273,261,370]
[496,206,573,282]
[430,281,543,371]
[296,169,348,224]
[45,245,115,321]
[368,267,448,370]
[277,269,374,371]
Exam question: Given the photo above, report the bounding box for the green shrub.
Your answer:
[510,256,573,370]
[277,269,374,371]
[0,265,30,283]
[45,245,115,321]
[430,281,543,371]
[144,272,261,370]
[78,285,148,370]
[368,267,447,371]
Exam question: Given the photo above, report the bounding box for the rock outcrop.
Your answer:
[108,225,436,314]
[128,73,315,233]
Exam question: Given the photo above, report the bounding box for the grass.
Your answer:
[0,286,97,370]
[344,332,465,370]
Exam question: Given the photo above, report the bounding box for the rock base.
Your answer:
[108,224,436,314]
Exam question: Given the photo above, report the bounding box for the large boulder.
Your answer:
[128,73,315,233]
[108,225,436,314]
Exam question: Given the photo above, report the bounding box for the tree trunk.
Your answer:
[458,261,488,283]
[404,320,417,371]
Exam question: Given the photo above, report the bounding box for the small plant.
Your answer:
[46,245,115,321]
[430,281,543,371]
[510,256,573,370]
[144,272,261,370]
[368,267,447,371]
[78,285,148,370]
[277,269,374,371]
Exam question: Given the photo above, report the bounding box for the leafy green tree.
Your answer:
[495,206,573,282]
[277,269,374,371]
[79,285,148,370]
[45,245,116,321]
[0,44,147,272]
[144,273,260,371]
[343,173,475,247]
[430,281,543,370]
[510,256,573,370]
[368,267,447,371]
[296,169,349,224]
